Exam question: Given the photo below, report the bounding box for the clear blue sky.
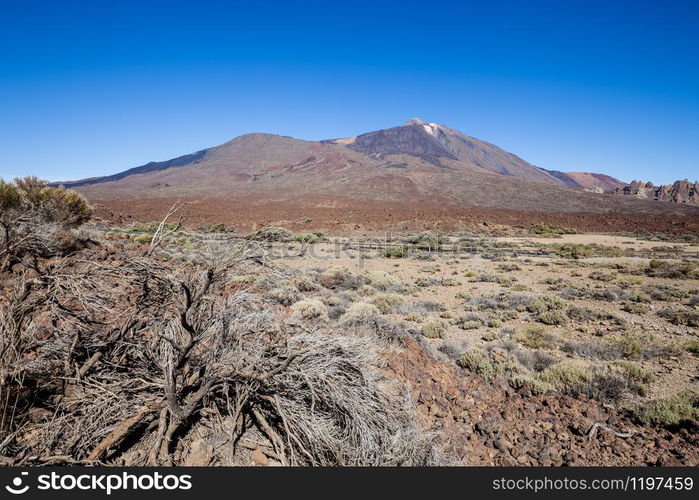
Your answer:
[1,0,697,184]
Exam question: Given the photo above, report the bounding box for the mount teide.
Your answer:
[61,119,691,216]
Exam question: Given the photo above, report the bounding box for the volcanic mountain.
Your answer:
[61,119,696,219]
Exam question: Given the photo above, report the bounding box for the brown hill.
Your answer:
[545,171,626,191]
[59,120,698,221]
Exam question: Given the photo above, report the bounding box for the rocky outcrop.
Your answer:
[614,179,698,205]
[656,179,699,204]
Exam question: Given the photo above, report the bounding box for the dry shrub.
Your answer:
[245,226,292,242]
[0,177,92,269]
[0,239,441,466]
[371,293,403,314]
[538,360,648,403]
[290,298,328,322]
[457,348,497,379]
[632,391,699,428]
[268,285,300,305]
[421,318,448,339]
[339,308,428,350]
[514,326,558,349]
[645,260,698,280]
[657,308,699,327]
[341,302,380,323]
[507,345,557,372]
[537,310,568,325]
[254,331,439,465]
[561,340,623,360]
[318,267,366,290]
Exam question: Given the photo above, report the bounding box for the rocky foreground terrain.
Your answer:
[390,338,697,466]
[4,223,697,464]
[2,178,697,467]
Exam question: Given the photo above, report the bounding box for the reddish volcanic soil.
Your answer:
[91,196,699,235]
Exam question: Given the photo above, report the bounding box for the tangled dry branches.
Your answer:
[0,225,440,466]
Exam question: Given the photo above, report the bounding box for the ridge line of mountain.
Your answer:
[53,119,696,209]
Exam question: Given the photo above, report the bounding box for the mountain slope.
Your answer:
[64,150,208,188]
[330,118,563,184]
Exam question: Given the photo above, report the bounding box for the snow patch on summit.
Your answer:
[421,123,442,136]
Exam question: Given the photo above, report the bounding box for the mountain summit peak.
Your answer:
[404,117,426,126]
[404,117,443,136]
